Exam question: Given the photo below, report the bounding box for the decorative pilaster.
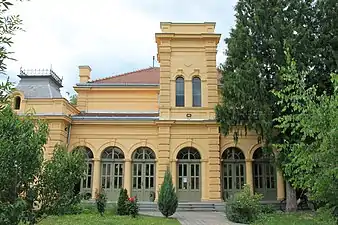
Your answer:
[171,159,177,186]
[201,159,208,200]
[124,159,132,196]
[245,159,253,194]
[207,125,221,201]
[92,158,101,199]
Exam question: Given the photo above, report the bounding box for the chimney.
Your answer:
[79,65,91,83]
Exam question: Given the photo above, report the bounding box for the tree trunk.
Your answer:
[286,181,297,212]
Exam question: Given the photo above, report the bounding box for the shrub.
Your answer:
[127,196,139,218]
[259,204,276,214]
[95,189,107,216]
[117,188,129,215]
[37,144,87,216]
[225,184,263,224]
[158,168,178,217]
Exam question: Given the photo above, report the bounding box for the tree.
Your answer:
[215,0,337,211]
[157,168,178,218]
[0,106,49,225]
[69,94,77,106]
[36,144,87,217]
[272,54,338,210]
[0,0,25,109]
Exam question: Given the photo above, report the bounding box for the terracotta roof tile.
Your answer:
[90,67,223,84]
[90,67,160,84]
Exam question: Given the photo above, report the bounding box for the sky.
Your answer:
[3,0,238,98]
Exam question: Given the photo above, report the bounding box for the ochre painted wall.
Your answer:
[76,88,159,112]
[11,22,285,202]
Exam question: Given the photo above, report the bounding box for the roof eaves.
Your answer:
[75,83,159,87]
[71,116,159,121]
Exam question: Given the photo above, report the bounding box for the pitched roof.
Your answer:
[90,66,223,84]
[90,67,160,84]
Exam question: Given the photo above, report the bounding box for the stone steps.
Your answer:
[138,201,224,212]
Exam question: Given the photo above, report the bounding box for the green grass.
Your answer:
[252,211,337,225]
[38,213,180,225]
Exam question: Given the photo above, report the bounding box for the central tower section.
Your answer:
[155,22,221,120]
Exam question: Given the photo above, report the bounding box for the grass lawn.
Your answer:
[252,212,337,225]
[38,213,180,225]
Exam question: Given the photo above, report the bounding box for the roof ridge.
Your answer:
[90,66,159,83]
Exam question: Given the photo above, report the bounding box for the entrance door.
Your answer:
[131,147,156,202]
[101,162,124,200]
[253,148,277,201]
[176,147,202,202]
[132,162,155,201]
[222,163,245,199]
[222,147,246,200]
[177,162,201,201]
[100,147,125,201]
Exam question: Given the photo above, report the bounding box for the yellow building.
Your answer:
[11,22,285,203]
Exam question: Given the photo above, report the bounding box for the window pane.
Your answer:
[192,77,201,107]
[176,77,184,107]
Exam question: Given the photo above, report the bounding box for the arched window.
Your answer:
[73,146,94,199]
[221,147,246,200]
[192,77,201,107]
[101,147,125,200]
[176,77,185,107]
[253,148,277,200]
[14,96,21,110]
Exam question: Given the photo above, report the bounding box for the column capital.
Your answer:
[125,159,132,163]
[245,159,253,163]
[170,159,177,163]
[93,158,100,162]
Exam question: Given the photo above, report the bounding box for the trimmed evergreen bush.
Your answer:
[158,167,178,218]
[117,188,129,215]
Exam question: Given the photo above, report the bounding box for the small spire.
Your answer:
[152,56,155,67]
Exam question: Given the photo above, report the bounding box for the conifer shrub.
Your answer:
[158,167,178,218]
[117,188,129,215]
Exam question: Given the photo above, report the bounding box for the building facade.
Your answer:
[12,22,285,202]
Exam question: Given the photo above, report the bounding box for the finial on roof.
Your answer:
[152,56,155,67]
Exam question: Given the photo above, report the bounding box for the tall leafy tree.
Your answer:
[216,0,336,211]
[0,106,49,225]
[272,54,338,211]
[0,0,25,109]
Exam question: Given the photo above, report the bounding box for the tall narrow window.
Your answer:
[14,96,21,110]
[176,77,185,107]
[192,77,201,107]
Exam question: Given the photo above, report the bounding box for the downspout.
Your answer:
[67,123,72,146]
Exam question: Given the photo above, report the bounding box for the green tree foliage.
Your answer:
[157,168,178,218]
[216,0,337,211]
[36,144,87,216]
[0,106,49,225]
[117,188,129,215]
[272,54,338,211]
[69,94,77,106]
[0,0,25,109]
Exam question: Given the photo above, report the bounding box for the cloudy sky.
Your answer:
[4,0,238,98]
